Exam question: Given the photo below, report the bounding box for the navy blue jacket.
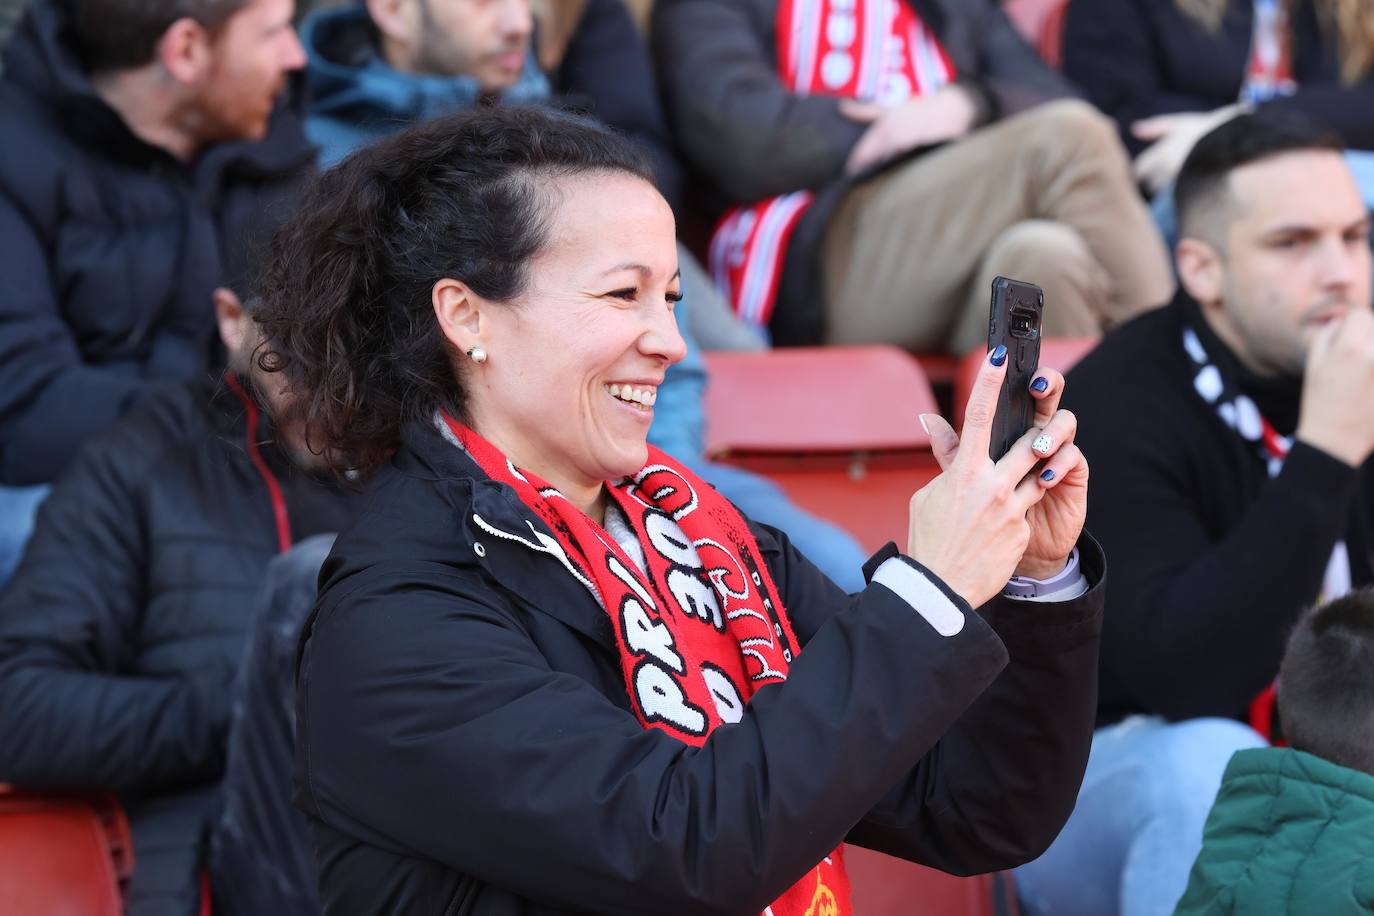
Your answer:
[295,421,1106,914]
[0,0,316,485]
[0,376,357,914]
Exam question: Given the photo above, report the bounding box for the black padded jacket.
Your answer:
[296,421,1106,915]
[0,375,358,915]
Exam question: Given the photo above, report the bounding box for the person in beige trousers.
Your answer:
[655,0,1174,353]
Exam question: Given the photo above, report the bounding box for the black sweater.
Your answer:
[1063,296,1374,727]
[1062,0,1374,155]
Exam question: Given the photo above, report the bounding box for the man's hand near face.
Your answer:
[1296,306,1374,467]
[840,85,978,175]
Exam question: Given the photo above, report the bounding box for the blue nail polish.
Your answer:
[1030,376,1049,393]
[990,345,1008,367]
[1040,468,1056,482]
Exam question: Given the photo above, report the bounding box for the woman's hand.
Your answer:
[1012,369,1088,579]
[909,352,1088,607]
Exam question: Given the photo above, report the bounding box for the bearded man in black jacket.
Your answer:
[0,289,358,916]
[0,0,313,580]
[1015,113,1374,916]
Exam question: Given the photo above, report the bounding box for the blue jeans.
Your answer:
[0,484,50,589]
[1014,716,1265,916]
[683,458,868,594]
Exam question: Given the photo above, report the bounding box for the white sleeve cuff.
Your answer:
[870,557,966,636]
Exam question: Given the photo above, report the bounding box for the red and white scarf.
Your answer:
[442,413,852,916]
[1240,0,1297,105]
[708,0,956,328]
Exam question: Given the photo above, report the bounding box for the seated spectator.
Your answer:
[1016,112,1374,916]
[1175,588,1374,916]
[301,0,761,352]
[300,0,868,590]
[262,104,1106,916]
[0,0,312,578]
[1063,0,1374,218]
[651,0,1173,351]
[0,288,358,915]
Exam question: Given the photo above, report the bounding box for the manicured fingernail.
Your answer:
[990,345,1008,366]
[918,413,932,435]
[1033,434,1053,454]
[1040,468,1056,482]
[1030,376,1049,393]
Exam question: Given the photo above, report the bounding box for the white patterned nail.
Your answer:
[1033,434,1053,454]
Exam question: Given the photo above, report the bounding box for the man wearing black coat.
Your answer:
[1015,114,1374,916]
[0,0,311,526]
[0,289,358,915]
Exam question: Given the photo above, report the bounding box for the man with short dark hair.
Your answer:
[0,288,357,916]
[0,0,310,566]
[1015,112,1374,916]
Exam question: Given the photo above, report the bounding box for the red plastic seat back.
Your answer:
[847,846,1020,916]
[703,346,937,458]
[952,337,1098,432]
[0,787,132,916]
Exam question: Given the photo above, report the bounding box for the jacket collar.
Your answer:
[396,420,618,652]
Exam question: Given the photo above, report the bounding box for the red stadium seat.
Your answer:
[0,786,132,916]
[847,847,1020,916]
[951,337,1098,431]
[703,346,941,553]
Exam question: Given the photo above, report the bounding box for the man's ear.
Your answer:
[1176,236,1225,307]
[433,278,486,355]
[366,0,418,49]
[213,287,250,357]
[156,17,214,84]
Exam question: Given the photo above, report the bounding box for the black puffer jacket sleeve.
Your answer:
[0,412,231,792]
[298,519,1102,915]
[0,189,147,485]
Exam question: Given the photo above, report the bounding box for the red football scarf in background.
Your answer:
[441,413,852,915]
[708,0,955,327]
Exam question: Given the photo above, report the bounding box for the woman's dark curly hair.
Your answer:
[253,106,653,478]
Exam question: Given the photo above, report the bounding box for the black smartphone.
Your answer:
[986,277,1044,461]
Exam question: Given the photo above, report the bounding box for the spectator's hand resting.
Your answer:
[1132,104,1244,195]
[1296,306,1374,467]
[913,357,1088,606]
[841,86,977,176]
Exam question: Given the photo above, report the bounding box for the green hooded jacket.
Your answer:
[1175,747,1374,915]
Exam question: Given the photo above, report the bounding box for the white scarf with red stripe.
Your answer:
[709,0,955,327]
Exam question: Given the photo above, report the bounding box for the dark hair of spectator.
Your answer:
[69,0,247,72]
[1174,112,1345,242]
[1278,588,1374,776]
[253,106,653,478]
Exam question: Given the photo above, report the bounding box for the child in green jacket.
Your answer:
[1175,589,1374,915]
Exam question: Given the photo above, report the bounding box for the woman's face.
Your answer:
[458,171,686,497]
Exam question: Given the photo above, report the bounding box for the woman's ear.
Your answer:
[433,278,485,355]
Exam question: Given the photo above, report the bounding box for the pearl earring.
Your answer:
[467,347,487,364]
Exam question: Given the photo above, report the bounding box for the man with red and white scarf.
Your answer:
[653,0,1175,352]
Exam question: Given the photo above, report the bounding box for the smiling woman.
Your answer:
[253,106,1109,916]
